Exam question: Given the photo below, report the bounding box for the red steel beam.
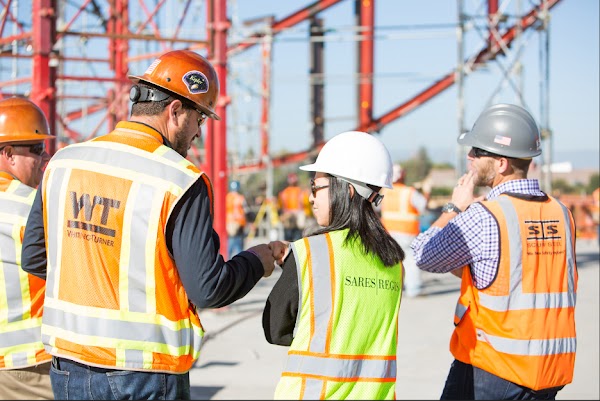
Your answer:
[227,0,345,56]
[260,32,273,163]
[359,0,562,133]
[31,0,57,155]
[357,0,374,129]
[211,0,230,256]
[488,0,499,52]
[235,0,563,173]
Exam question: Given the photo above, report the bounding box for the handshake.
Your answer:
[245,240,290,278]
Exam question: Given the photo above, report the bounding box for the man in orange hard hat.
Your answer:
[21,50,278,400]
[0,97,54,400]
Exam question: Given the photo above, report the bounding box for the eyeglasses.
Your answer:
[310,178,329,197]
[0,142,45,156]
[194,110,208,128]
[471,147,501,159]
[184,103,207,128]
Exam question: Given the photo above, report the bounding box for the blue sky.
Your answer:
[228,0,599,169]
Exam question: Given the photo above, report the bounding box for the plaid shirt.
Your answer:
[411,179,545,289]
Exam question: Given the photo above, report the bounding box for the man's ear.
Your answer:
[348,184,355,198]
[167,99,184,125]
[497,157,511,174]
[0,145,14,160]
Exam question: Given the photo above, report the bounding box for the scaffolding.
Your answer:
[0,0,560,252]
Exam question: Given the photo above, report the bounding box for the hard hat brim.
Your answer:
[0,134,55,145]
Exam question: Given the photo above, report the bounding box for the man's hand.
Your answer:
[269,240,290,266]
[451,170,484,212]
[247,244,276,278]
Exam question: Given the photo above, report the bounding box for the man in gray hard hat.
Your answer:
[411,103,577,399]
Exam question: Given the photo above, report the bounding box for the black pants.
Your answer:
[440,359,562,400]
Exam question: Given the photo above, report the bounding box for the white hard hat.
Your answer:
[300,131,393,203]
[392,164,403,182]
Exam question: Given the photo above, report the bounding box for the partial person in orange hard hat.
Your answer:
[0,97,54,400]
[21,49,279,400]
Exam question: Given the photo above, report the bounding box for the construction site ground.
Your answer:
[189,238,599,400]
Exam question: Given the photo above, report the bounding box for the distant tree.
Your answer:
[587,173,599,193]
[400,146,433,185]
[432,162,455,170]
[552,179,587,195]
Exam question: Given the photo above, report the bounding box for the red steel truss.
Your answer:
[0,0,562,254]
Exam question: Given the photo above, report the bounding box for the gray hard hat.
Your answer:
[458,103,542,159]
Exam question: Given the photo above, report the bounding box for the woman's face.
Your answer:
[309,172,331,227]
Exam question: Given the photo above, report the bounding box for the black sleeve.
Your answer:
[21,188,48,280]
[262,251,298,346]
[166,177,264,309]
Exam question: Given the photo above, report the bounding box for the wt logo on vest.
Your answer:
[68,192,121,237]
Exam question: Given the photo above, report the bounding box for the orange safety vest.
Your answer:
[0,173,51,369]
[226,192,247,227]
[592,187,600,224]
[451,194,577,391]
[278,185,304,213]
[380,183,420,235]
[40,122,211,373]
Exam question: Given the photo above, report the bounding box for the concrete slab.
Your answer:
[190,239,599,400]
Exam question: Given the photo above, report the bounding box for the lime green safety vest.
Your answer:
[275,230,402,400]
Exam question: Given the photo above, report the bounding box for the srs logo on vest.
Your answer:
[66,192,121,247]
[525,219,561,240]
[525,219,564,256]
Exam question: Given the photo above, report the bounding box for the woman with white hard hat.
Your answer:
[264,131,405,400]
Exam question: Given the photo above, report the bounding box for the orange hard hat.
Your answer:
[0,97,54,145]
[128,49,220,120]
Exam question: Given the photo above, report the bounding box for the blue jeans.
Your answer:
[441,359,561,400]
[228,234,244,258]
[50,357,190,400]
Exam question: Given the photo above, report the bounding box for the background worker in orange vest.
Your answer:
[226,180,249,257]
[380,163,429,297]
[278,172,306,241]
[412,104,577,399]
[0,97,54,400]
[592,187,600,245]
[20,50,277,400]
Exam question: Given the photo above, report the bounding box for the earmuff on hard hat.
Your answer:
[128,49,221,120]
[0,97,54,145]
[129,85,171,103]
[300,130,393,205]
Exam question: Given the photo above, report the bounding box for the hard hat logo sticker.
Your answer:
[183,71,209,94]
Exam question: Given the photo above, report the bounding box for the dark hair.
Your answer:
[130,83,195,117]
[311,175,405,267]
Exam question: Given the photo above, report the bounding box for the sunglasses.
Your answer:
[0,142,46,156]
[471,147,502,159]
[310,178,329,197]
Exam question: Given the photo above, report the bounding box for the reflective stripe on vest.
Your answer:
[42,139,204,373]
[380,184,420,234]
[276,231,400,400]
[451,194,577,390]
[0,179,51,369]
